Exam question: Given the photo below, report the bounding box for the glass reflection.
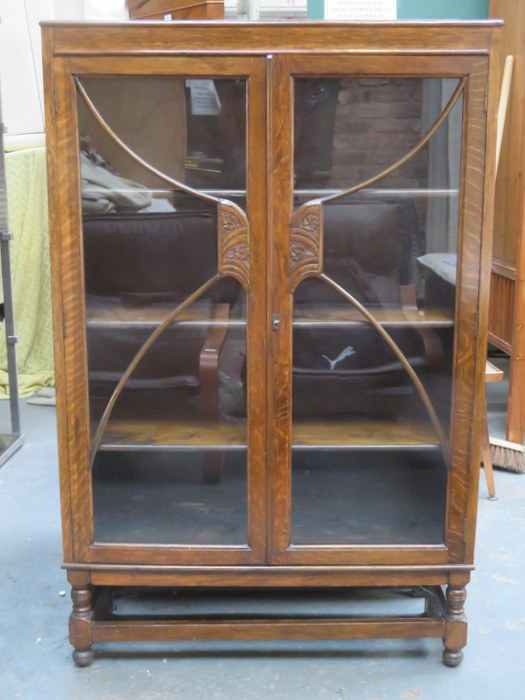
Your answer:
[292,77,463,545]
[76,77,249,546]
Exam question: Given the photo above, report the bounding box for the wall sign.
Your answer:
[324,0,397,20]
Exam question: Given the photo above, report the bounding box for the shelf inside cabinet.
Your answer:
[292,420,441,450]
[98,418,247,451]
[202,188,460,198]
[95,417,439,452]
[86,298,246,329]
[86,301,452,329]
[293,306,454,328]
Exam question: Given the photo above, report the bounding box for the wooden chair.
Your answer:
[200,302,230,484]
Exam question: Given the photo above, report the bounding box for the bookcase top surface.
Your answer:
[41,19,502,56]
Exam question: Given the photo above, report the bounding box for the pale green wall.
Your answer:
[308,0,489,20]
[397,0,489,19]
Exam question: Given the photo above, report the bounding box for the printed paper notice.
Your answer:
[324,0,397,20]
[186,80,222,116]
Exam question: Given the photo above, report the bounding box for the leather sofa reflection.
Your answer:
[83,196,448,430]
[291,197,449,419]
[83,207,239,437]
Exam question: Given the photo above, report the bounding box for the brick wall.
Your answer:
[329,78,429,191]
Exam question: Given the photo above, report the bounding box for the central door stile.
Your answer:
[244,55,270,565]
[267,55,296,564]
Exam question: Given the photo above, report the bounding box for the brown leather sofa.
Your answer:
[83,207,238,427]
[83,195,448,427]
[292,197,439,419]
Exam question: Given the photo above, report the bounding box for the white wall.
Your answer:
[54,0,85,19]
[0,0,54,134]
[0,0,129,136]
[0,0,306,135]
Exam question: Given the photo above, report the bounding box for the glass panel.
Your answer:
[78,76,246,196]
[77,77,248,545]
[292,77,463,545]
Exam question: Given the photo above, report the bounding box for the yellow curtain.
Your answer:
[0,146,54,397]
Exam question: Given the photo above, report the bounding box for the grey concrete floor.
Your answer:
[1,395,525,700]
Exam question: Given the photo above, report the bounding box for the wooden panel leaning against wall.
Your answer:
[488,0,525,447]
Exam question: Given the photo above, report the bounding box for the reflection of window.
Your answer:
[226,0,308,19]
[422,81,463,252]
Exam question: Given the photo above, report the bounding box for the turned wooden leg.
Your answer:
[442,585,467,667]
[70,585,95,667]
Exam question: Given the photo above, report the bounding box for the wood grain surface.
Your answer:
[86,300,245,327]
[289,200,323,291]
[97,417,440,450]
[92,617,446,643]
[42,21,499,658]
[44,21,501,56]
[488,0,525,444]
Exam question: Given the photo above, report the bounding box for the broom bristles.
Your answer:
[489,437,525,474]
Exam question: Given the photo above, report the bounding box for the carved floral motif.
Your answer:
[220,210,245,234]
[218,201,250,289]
[225,242,249,262]
[299,210,321,234]
[289,201,322,290]
[290,241,316,263]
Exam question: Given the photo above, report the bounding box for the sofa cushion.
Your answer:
[323,201,403,276]
[83,209,237,304]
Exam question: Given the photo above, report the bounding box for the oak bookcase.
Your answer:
[42,20,500,665]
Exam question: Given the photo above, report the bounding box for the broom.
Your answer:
[487,55,525,473]
[489,438,525,473]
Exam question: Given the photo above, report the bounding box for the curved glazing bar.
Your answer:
[319,273,450,466]
[75,77,220,206]
[89,273,221,467]
[319,78,466,205]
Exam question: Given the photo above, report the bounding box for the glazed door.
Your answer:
[56,56,267,565]
[269,54,489,566]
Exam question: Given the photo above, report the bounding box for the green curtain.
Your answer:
[0,147,54,397]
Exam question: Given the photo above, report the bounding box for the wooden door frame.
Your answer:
[45,51,269,566]
[43,23,500,574]
[268,52,492,567]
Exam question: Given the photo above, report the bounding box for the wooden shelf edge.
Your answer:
[92,617,446,642]
[85,301,453,330]
[96,419,440,451]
